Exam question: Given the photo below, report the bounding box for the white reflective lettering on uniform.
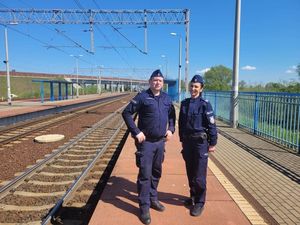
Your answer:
[146,97,154,100]
[209,116,215,124]
[206,111,213,114]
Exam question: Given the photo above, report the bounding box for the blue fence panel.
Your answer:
[204,91,300,152]
[204,91,231,123]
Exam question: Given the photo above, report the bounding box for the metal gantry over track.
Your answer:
[0,8,190,92]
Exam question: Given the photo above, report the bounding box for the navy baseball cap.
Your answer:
[190,74,204,84]
[150,69,164,79]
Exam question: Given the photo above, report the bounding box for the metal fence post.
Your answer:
[253,92,258,135]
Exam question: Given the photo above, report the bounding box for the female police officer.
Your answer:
[178,74,217,217]
[122,69,175,224]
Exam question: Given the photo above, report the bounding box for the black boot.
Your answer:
[150,201,165,212]
[190,204,204,216]
[139,211,151,224]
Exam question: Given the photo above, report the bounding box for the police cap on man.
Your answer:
[150,69,164,79]
[190,74,204,84]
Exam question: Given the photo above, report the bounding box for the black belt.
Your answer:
[183,132,207,140]
[146,136,165,142]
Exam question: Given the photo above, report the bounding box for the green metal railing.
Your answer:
[204,91,300,153]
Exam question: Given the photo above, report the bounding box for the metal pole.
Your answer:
[231,0,241,128]
[165,57,168,79]
[98,68,102,94]
[89,13,95,53]
[185,9,190,96]
[178,35,182,102]
[4,27,12,105]
[144,10,148,54]
[161,55,168,78]
[76,58,79,98]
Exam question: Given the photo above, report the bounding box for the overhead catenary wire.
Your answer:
[73,0,133,68]
[55,28,94,55]
[0,1,93,67]
[0,3,189,81]
[1,24,92,66]
[18,0,95,56]
[92,0,147,55]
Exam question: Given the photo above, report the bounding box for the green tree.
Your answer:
[285,82,300,93]
[203,65,232,91]
[297,63,300,79]
[239,80,247,90]
[265,82,285,92]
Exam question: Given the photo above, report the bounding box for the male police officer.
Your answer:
[122,69,176,224]
[178,74,217,217]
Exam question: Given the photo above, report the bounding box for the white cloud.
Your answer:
[196,68,210,74]
[285,69,294,74]
[241,65,256,71]
[285,65,297,74]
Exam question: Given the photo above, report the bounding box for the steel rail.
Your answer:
[0,107,121,199]
[41,115,125,225]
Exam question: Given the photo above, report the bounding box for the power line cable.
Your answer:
[0,24,92,65]
[73,0,132,68]
[92,0,147,55]
[0,1,93,66]
[0,2,9,8]
[54,28,94,55]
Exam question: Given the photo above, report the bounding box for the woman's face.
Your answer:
[189,82,203,98]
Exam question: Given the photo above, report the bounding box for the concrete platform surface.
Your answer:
[88,132,258,225]
[0,93,119,119]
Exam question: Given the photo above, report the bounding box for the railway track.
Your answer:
[0,107,128,224]
[0,95,127,146]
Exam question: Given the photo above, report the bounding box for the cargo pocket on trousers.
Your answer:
[135,151,143,167]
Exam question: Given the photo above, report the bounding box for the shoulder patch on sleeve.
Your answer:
[209,116,215,124]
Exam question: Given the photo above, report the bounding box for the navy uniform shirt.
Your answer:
[179,96,217,146]
[122,89,176,139]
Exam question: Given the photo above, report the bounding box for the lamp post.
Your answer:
[170,32,182,102]
[231,0,241,128]
[70,54,83,98]
[161,54,168,78]
[97,65,104,94]
[4,27,12,105]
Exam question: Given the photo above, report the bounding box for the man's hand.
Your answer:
[208,145,216,152]
[136,132,146,143]
[164,130,173,141]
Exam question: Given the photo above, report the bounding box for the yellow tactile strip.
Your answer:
[208,159,268,225]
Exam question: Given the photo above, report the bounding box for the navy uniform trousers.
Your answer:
[135,139,165,213]
[182,138,208,207]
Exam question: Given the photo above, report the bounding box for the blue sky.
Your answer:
[0,0,299,85]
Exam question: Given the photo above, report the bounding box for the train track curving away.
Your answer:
[0,106,129,224]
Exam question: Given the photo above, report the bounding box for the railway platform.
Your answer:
[88,132,260,225]
[0,93,127,126]
[88,119,299,225]
[0,93,122,118]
